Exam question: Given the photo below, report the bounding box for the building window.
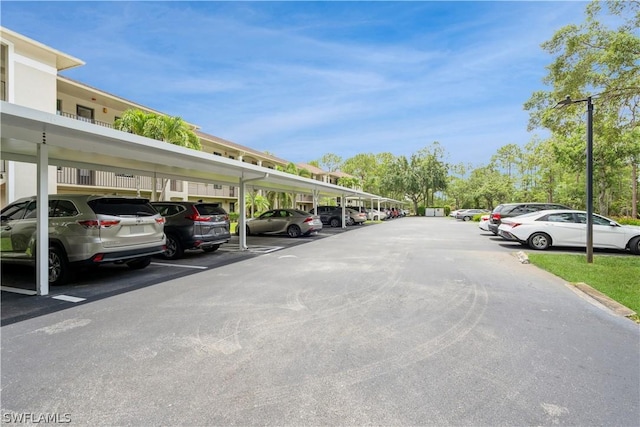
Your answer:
[228,155,235,160]
[229,202,235,213]
[1,43,7,102]
[77,105,94,123]
[213,152,222,156]
[56,99,62,114]
[214,184,222,190]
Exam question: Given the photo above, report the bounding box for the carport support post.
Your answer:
[341,195,347,228]
[36,143,49,296]
[312,190,319,212]
[239,178,248,250]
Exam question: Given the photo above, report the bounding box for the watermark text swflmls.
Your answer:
[2,412,72,424]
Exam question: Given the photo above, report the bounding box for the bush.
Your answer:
[228,211,239,222]
[614,217,640,226]
[444,206,451,216]
[417,206,426,216]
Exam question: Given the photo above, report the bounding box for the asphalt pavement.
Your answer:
[1,217,638,425]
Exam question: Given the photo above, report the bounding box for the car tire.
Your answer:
[287,225,301,238]
[162,234,184,260]
[629,236,640,255]
[49,246,70,286]
[330,218,341,228]
[127,256,152,270]
[202,244,220,253]
[463,216,471,221]
[528,232,551,250]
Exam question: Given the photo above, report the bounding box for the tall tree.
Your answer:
[524,0,640,215]
[316,153,343,172]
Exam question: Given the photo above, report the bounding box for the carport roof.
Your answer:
[1,102,382,199]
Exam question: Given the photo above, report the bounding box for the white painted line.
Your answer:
[150,262,208,270]
[52,295,86,303]
[1,286,37,296]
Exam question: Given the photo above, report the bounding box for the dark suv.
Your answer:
[151,201,230,259]
[488,202,571,235]
[309,206,349,228]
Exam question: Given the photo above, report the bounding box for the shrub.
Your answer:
[228,211,239,222]
[615,217,640,226]
[417,206,426,216]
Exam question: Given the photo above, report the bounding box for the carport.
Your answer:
[1,101,383,296]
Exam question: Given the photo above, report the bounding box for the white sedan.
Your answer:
[478,214,490,232]
[497,210,640,254]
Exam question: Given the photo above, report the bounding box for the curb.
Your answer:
[573,282,637,318]
[514,251,636,321]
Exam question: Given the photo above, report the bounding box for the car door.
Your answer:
[1,200,34,257]
[544,212,583,247]
[591,214,627,249]
[252,210,276,234]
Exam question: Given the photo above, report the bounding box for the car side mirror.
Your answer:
[609,221,620,227]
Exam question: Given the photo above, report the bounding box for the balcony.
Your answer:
[57,111,114,129]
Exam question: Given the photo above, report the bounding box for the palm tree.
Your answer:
[115,109,202,199]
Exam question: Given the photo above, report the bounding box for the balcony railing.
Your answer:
[188,182,235,198]
[57,111,114,129]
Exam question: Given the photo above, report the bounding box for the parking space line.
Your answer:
[150,262,208,270]
[52,295,86,303]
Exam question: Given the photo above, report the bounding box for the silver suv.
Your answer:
[1,194,166,285]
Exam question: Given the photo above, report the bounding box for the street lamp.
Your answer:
[555,95,594,263]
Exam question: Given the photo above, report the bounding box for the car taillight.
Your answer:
[186,206,211,222]
[156,217,165,225]
[78,219,121,229]
[492,213,501,220]
[223,214,229,221]
[510,222,522,228]
[303,217,314,223]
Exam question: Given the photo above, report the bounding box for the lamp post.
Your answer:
[555,95,594,263]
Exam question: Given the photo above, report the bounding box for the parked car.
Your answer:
[488,202,571,235]
[368,209,387,221]
[497,210,640,254]
[346,208,367,226]
[0,194,166,285]
[238,209,322,237]
[456,208,489,221]
[478,214,490,232]
[309,206,349,227]
[151,201,230,259]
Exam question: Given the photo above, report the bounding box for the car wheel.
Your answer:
[629,236,640,255]
[287,225,301,238]
[463,216,471,221]
[330,218,341,227]
[528,232,551,250]
[127,256,152,270]
[202,244,220,253]
[162,234,184,260]
[49,246,70,286]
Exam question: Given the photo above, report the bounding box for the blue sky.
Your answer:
[2,1,587,167]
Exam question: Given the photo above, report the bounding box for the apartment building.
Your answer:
[1,27,358,213]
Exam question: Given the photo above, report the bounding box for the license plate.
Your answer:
[129,225,144,234]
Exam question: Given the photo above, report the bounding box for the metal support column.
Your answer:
[36,141,49,296]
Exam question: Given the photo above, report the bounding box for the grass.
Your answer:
[528,253,640,320]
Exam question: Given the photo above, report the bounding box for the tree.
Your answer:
[316,153,343,172]
[524,0,640,215]
[115,109,202,200]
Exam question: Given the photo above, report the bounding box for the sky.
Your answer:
[1,1,589,168]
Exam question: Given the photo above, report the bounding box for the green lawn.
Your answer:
[528,253,640,318]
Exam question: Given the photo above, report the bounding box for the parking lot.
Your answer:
[2,217,638,425]
[1,223,359,325]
